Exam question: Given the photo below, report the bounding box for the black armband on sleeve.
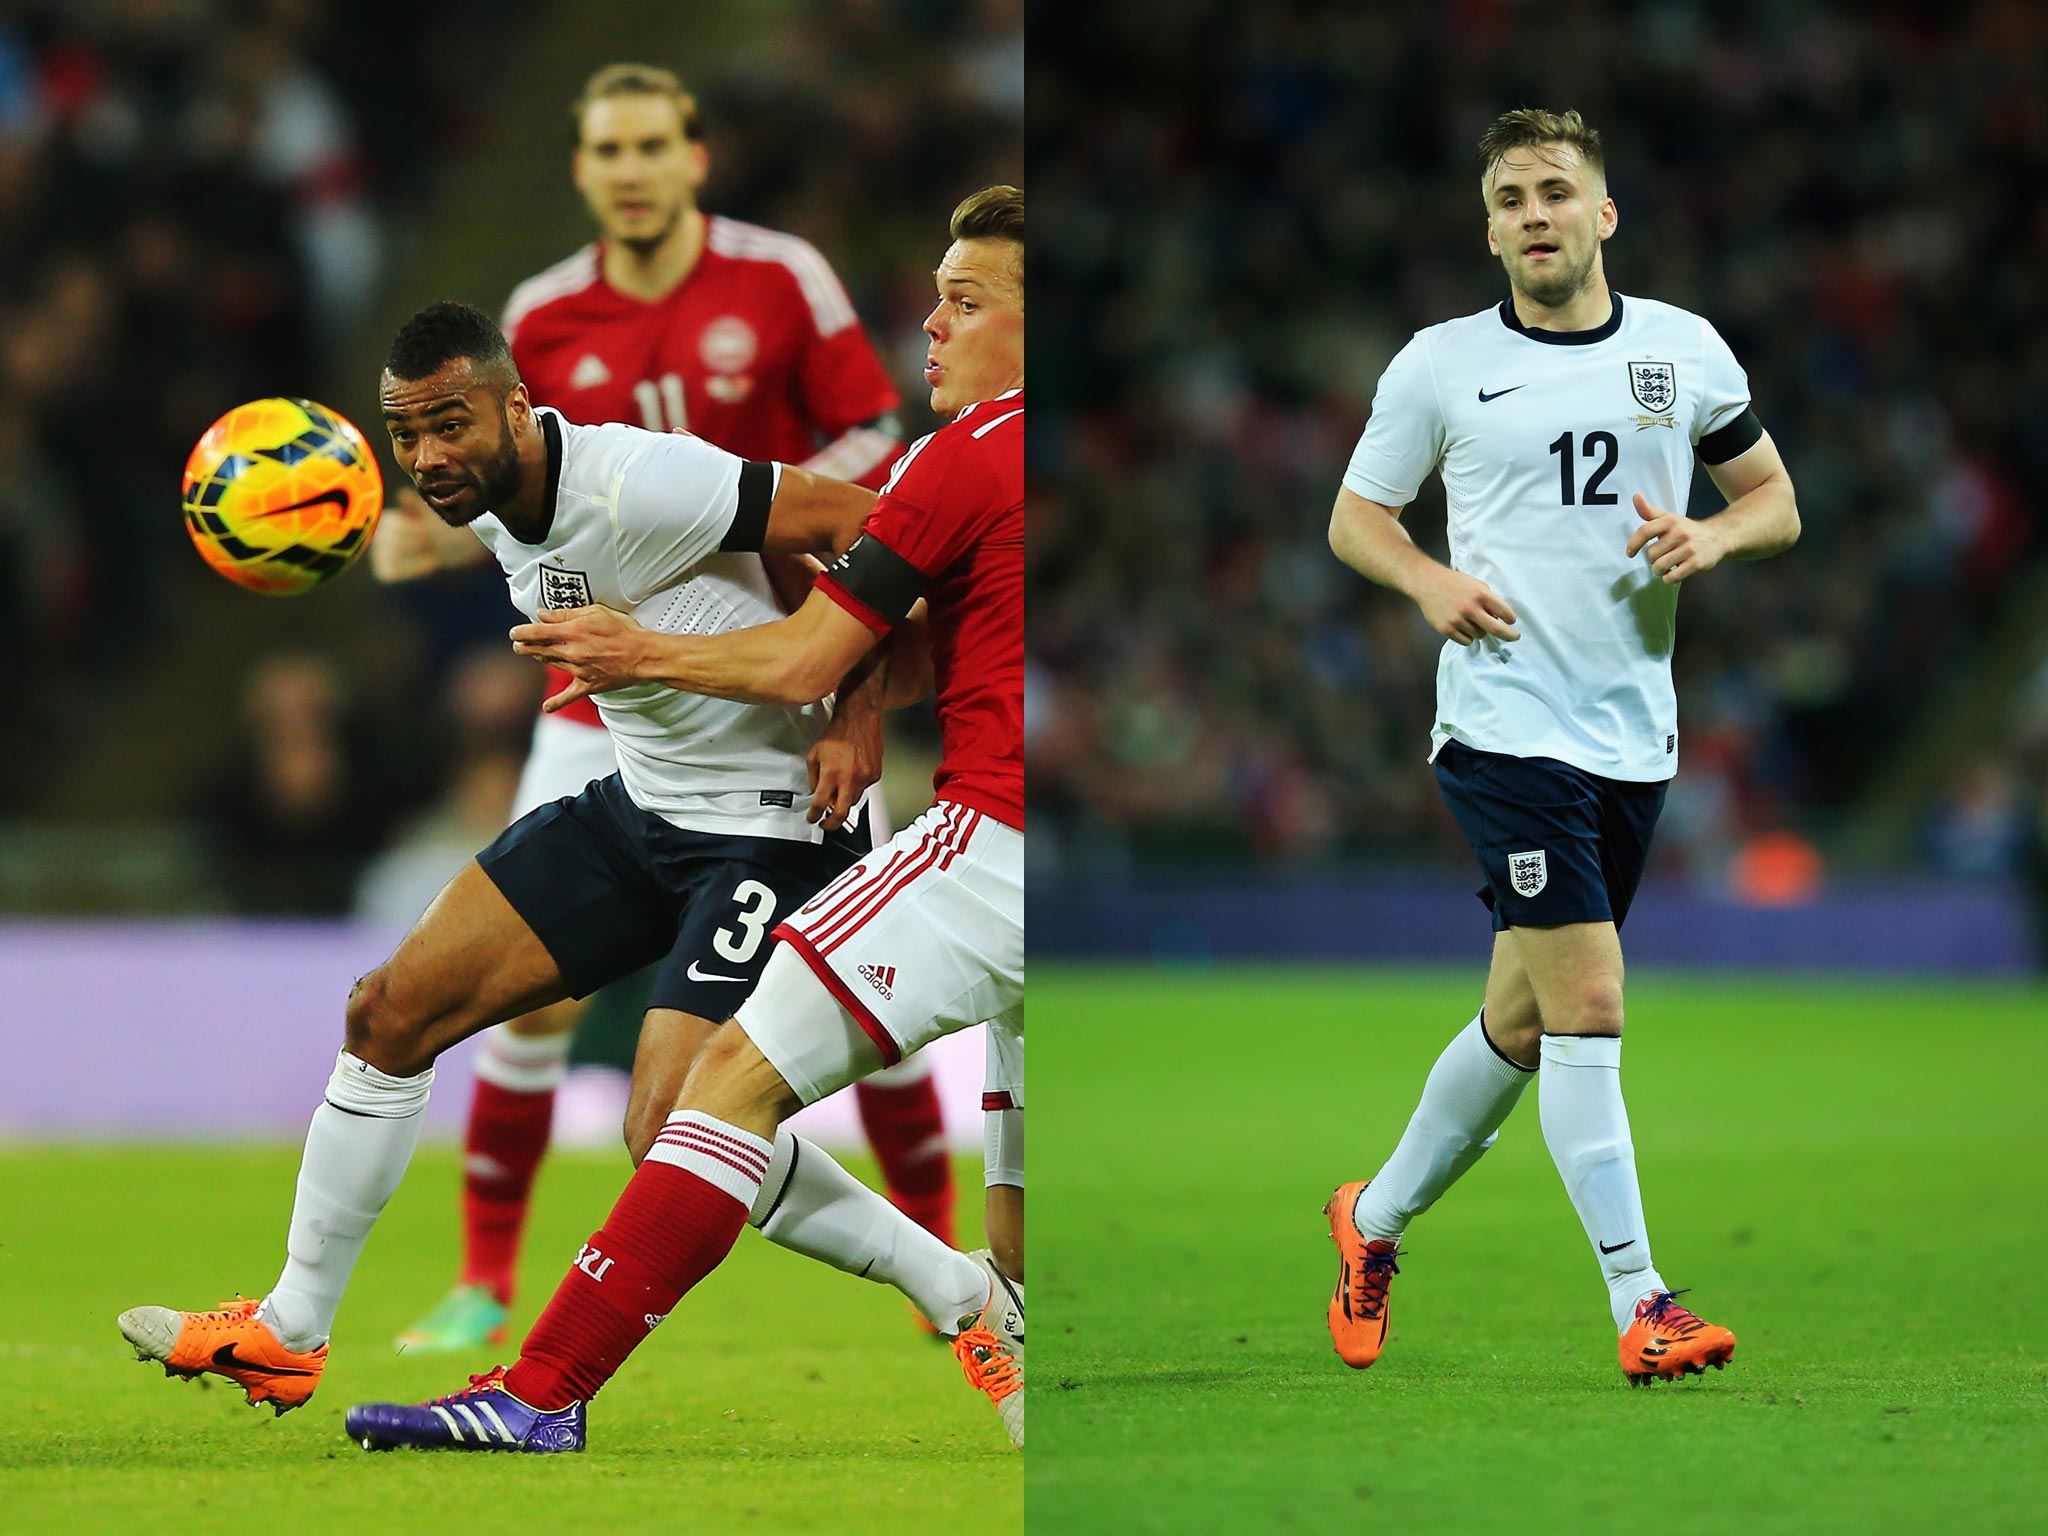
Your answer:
[1697,407,1763,466]
[823,534,926,626]
[718,460,776,551]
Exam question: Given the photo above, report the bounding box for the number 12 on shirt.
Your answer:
[1548,429,1619,507]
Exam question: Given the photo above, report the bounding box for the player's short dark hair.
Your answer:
[384,301,518,390]
[950,185,1023,293]
[1477,108,1606,201]
[571,62,703,147]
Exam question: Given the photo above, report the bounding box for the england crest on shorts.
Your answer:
[1508,849,1548,898]
[539,565,593,610]
[1628,361,1676,414]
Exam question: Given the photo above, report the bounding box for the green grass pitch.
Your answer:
[0,1146,1015,1535]
[1032,965,2048,1534]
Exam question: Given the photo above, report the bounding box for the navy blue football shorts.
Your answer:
[477,773,865,1020]
[1433,740,1668,931]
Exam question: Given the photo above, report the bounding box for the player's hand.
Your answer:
[806,733,880,830]
[511,605,648,708]
[1627,493,1725,584]
[368,489,445,582]
[1415,567,1521,645]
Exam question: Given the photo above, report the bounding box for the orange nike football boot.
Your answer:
[1618,1289,1736,1385]
[117,1296,328,1414]
[1324,1181,1402,1368]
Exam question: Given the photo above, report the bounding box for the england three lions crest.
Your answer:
[1629,361,1676,414]
[539,565,593,610]
[1508,849,1548,898]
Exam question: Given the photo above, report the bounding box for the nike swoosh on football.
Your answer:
[248,488,354,519]
[686,961,749,983]
[1477,385,1526,403]
[212,1343,319,1376]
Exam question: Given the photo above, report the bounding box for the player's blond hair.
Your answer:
[1476,108,1606,202]
[570,63,702,146]
[950,185,1023,295]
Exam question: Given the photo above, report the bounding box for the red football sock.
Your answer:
[503,1112,770,1408]
[856,1072,956,1245]
[460,1079,557,1304]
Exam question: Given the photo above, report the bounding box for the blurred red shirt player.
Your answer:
[382,63,950,1358]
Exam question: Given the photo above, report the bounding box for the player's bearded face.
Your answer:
[406,406,522,527]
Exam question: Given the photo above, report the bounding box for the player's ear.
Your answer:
[1599,194,1618,242]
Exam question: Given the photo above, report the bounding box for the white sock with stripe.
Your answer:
[1351,1012,1534,1241]
[264,1051,433,1351]
[751,1131,988,1333]
[1538,1033,1668,1330]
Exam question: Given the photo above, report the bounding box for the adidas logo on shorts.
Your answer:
[856,963,897,1000]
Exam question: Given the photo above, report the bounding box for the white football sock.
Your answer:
[263,1051,433,1351]
[471,1023,573,1092]
[750,1132,988,1333]
[1352,1012,1534,1242]
[1538,1033,1667,1330]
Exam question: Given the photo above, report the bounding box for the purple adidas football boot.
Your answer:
[345,1366,585,1453]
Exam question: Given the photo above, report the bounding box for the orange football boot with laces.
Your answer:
[1618,1290,1736,1385]
[1325,1180,1402,1368]
[117,1296,327,1414]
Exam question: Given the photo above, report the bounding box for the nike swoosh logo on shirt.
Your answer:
[1477,385,1526,403]
[686,961,750,983]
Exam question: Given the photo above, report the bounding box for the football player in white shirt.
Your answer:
[117,302,998,1418]
[1323,109,1799,1385]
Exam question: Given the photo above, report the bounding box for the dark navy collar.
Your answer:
[537,408,563,540]
[1497,291,1624,346]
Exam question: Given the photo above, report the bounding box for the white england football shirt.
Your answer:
[470,407,830,840]
[1344,294,1755,781]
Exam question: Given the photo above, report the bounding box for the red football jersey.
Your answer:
[505,214,902,726]
[817,390,1024,829]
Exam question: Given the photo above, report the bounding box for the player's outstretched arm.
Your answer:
[369,489,492,581]
[512,588,882,711]
[756,464,878,559]
[1329,487,1521,645]
[1626,431,1800,585]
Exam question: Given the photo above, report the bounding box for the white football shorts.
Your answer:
[736,800,1023,1106]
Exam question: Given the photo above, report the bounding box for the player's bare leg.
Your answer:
[1510,920,1735,1380]
[1329,932,1538,1367]
[121,861,570,1410]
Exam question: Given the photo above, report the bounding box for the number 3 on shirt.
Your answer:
[1549,430,1619,507]
[713,878,778,963]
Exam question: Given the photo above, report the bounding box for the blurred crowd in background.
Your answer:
[1030,0,2048,896]
[4,0,1020,916]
